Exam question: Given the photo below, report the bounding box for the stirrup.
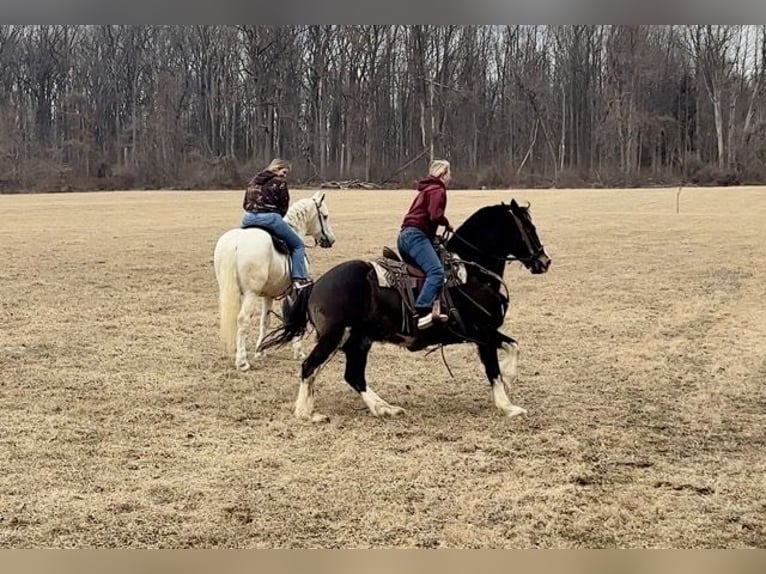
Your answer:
[432,299,448,322]
[417,312,434,330]
[292,278,312,291]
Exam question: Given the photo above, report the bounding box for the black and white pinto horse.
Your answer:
[214,191,336,371]
[259,199,551,422]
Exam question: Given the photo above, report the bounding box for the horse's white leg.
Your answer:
[235,291,259,371]
[360,386,405,417]
[499,341,519,380]
[294,374,329,423]
[253,296,273,358]
[494,341,526,417]
[292,325,315,360]
[291,335,306,360]
[339,330,404,418]
[491,381,526,418]
[294,328,346,423]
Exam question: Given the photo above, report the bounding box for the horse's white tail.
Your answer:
[216,240,241,354]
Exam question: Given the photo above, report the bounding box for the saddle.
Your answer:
[372,245,467,335]
[241,224,290,255]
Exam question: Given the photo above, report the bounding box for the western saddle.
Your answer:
[374,244,465,335]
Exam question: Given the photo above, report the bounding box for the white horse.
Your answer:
[214,190,336,371]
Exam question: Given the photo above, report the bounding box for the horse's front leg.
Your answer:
[253,296,273,358]
[477,337,526,418]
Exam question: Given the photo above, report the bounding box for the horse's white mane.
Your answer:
[284,197,316,234]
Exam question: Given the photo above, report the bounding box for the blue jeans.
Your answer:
[241,211,308,280]
[397,226,444,311]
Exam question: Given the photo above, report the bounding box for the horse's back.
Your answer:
[315,260,373,291]
[214,228,286,293]
[215,228,274,265]
[309,260,404,338]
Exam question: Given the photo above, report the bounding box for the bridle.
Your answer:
[508,211,546,264]
[312,196,332,248]
[446,210,545,265]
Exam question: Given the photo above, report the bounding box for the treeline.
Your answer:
[1,25,765,192]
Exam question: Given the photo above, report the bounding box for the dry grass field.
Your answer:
[1,186,765,548]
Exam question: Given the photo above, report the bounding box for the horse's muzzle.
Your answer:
[530,253,551,274]
[318,236,335,248]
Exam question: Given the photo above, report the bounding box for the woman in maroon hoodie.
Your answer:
[397,159,454,329]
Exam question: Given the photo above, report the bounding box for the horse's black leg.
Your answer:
[340,332,371,393]
[341,331,404,417]
[294,326,346,422]
[477,339,526,418]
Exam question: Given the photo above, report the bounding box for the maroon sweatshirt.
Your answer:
[400,176,450,240]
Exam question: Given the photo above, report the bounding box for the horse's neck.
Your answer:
[448,234,506,278]
[284,201,311,235]
[470,259,506,284]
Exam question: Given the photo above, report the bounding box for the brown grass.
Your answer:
[1,186,765,548]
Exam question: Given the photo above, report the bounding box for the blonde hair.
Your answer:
[429,159,450,179]
[266,158,291,173]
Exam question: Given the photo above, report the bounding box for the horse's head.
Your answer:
[448,199,551,274]
[309,191,336,248]
[506,199,551,274]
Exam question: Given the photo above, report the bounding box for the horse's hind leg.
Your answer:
[235,291,259,371]
[342,332,404,417]
[477,341,526,418]
[291,326,309,360]
[295,327,345,422]
[253,296,273,358]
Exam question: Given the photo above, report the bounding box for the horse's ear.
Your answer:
[316,191,326,205]
[510,198,519,210]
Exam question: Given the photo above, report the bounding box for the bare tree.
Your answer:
[3,25,766,192]
[684,25,737,169]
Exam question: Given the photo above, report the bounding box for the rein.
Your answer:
[296,197,330,249]
[312,197,332,248]
[458,260,510,316]
[509,211,540,261]
[447,231,521,263]
[447,224,545,265]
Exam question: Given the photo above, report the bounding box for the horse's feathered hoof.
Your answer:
[373,404,405,417]
[504,405,527,418]
[295,409,329,423]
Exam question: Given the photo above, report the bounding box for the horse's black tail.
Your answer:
[257,284,314,352]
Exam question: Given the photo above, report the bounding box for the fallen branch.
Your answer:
[380,148,429,186]
[320,179,379,190]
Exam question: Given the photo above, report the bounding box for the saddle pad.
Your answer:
[370,260,417,289]
[370,256,467,288]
